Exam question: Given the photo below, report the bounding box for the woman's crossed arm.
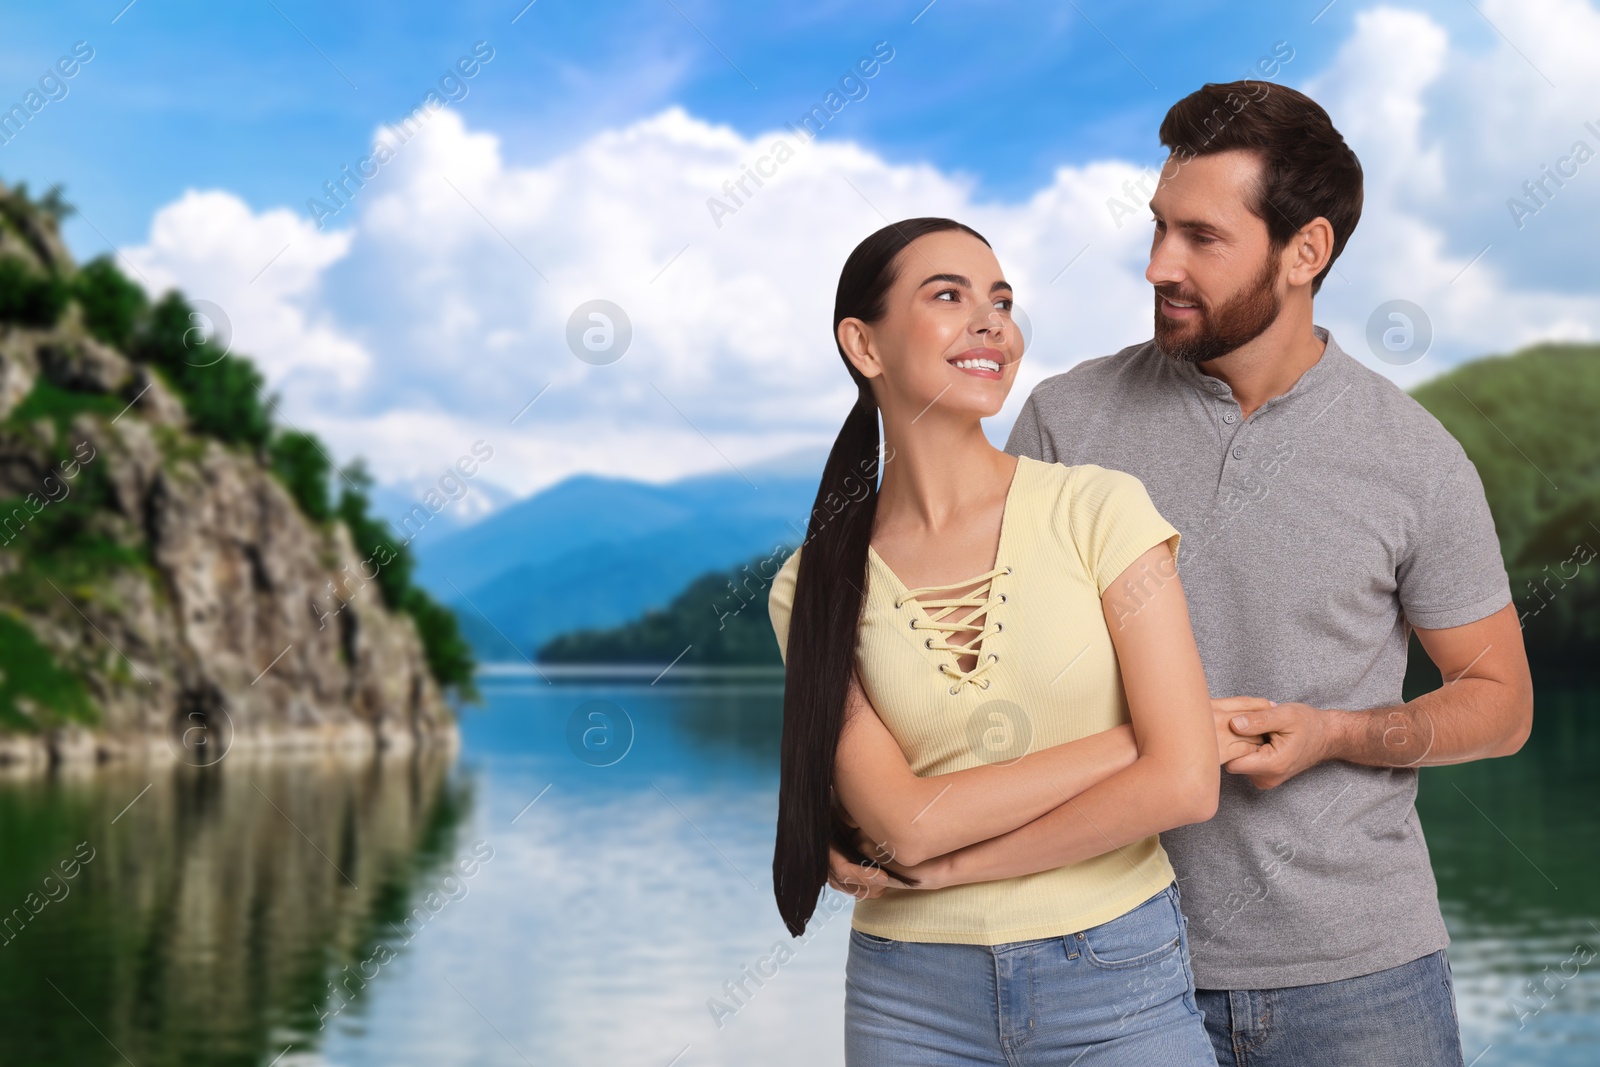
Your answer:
[833,542,1237,894]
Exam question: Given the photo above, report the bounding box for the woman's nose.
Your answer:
[975,306,1007,343]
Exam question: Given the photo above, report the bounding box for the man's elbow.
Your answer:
[1496,686,1535,757]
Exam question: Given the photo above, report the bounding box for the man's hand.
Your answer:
[1211,696,1272,764]
[1221,701,1339,789]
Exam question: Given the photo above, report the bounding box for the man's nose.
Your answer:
[1146,239,1184,287]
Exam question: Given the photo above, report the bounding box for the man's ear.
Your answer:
[837,317,884,380]
[1285,216,1334,288]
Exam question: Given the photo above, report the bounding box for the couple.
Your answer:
[766,81,1533,1066]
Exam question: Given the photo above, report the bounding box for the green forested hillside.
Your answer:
[536,552,785,666]
[1413,342,1600,674]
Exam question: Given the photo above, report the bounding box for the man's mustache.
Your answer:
[1154,286,1205,310]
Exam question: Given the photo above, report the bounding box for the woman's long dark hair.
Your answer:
[773,217,991,936]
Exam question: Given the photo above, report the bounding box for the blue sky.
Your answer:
[2,0,1596,519]
[0,1,1522,236]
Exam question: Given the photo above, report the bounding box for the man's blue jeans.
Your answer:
[1195,948,1466,1066]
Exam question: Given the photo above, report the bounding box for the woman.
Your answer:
[768,218,1246,1064]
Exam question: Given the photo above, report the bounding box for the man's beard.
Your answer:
[1153,254,1282,365]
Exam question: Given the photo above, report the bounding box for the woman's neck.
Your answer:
[875,410,1016,534]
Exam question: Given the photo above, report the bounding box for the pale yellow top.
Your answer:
[768,456,1183,945]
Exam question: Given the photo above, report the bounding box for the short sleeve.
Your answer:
[1063,464,1182,596]
[1397,447,1512,629]
[1004,394,1049,461]
[767,548,802,665]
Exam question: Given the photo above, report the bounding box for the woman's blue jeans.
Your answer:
[844,881,1216,1065]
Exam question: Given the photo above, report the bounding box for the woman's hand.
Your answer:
[1213,696,1272,764]
[826,843,951,898]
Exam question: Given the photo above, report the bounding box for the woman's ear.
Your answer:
[837,317,883,380]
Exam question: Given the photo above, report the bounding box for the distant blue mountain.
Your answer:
[412,448,828,661]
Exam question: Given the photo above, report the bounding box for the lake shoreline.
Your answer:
[0,715,461,777]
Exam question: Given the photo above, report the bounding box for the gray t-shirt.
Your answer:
[1005,325,1512,989]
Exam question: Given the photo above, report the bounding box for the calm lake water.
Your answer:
[1,674,1595,1066]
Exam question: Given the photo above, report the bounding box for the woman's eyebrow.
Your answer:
[917,273,1012,294]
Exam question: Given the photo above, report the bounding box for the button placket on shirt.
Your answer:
[1218,395,1297,519]
[1202,376,1263,518]
[1210,381,1246,467]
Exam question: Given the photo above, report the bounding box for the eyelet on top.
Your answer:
[948,684,960,696]
[980,680,991,690]
[924,637,934,649]
[988,653,999,663]
[994,621,1003,633]
[908,617,918,630]
[998,593,1008,603]
[1004,566,1014,575]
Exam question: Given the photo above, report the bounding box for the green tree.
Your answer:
[135,291,272,447]
[269,431,334,523]
[72,254,149,350]
[403,587,479,702]
[538,551,790,666]
[335,461,477,701]
[0,257,70,326]
[337,462,414,609]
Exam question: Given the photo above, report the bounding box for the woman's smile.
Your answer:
[946,347,1006,380]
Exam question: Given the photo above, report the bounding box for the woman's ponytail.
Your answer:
[772,218,990,936]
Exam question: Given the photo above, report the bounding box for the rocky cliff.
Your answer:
[0,182,457,770]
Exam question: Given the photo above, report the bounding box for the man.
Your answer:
[1000,81,1532,1064]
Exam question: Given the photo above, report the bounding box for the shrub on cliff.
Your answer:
[403,587,479,702]
[335,461,477,701]
[0,257,70,326]
[134,292,273,447]
[73,255,145,349]
[270,431,333,524]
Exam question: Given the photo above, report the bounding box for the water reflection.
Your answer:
[0,680,1595,1066]
[0,744,471,1067]
[1421,688,1600,1066]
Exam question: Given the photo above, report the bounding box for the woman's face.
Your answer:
[841,230,1022,423]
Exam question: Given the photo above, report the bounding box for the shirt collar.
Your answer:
[1170,324,1345,408]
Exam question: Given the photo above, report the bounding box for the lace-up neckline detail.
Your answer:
[890,563,1012,694]
[867,456,1024,695]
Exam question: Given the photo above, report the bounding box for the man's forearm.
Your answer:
[1327,675,1531,768]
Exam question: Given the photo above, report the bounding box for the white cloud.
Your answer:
[1300,2,1600,386]
[121,190,372,391]
[121,1,1600,501]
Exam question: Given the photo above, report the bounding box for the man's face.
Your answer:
[1145,149,1286,364]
